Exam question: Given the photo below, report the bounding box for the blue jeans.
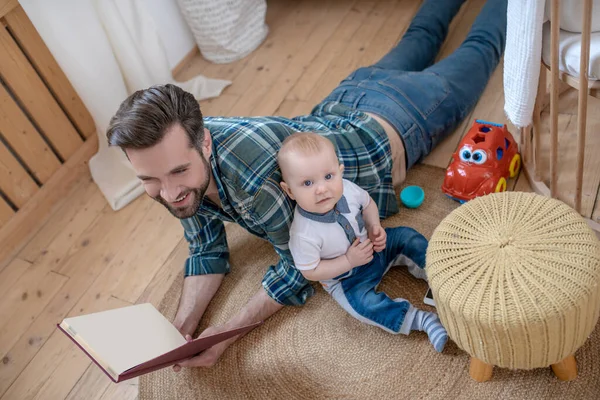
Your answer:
[322,227,428,334]
[316,0,507,169]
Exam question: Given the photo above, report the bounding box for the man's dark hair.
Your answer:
[106,84,204,151]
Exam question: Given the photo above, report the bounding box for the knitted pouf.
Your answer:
[426,192,600,379]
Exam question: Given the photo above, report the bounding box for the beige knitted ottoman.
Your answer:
[426,192,600,382]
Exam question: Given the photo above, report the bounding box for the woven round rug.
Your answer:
[139,165,600,400]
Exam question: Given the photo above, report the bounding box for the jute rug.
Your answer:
[139,165,600,400]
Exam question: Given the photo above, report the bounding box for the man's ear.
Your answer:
[280,181,295,200]
[201,128,212,159]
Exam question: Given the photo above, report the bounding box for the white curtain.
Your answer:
[19,0,231,211]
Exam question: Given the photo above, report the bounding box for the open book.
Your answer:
[57,303,261,383]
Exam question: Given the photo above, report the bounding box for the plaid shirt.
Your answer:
[181,101,398,306]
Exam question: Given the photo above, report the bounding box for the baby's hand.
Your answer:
[345,239,374,267]
[368,225,387,252]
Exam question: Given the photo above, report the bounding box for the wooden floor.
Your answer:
[2,0,598,398]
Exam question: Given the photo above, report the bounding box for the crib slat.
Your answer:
[575,0,593,213]
[550,0,560,197]
[533,65,546,182]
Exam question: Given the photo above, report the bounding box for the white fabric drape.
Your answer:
[503,0,600,128]
[19,0,231,211]
[503,0,547,128]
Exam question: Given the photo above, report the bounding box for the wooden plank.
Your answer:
[105,203,184,304]
[29,296,131,400]
[0,257,29,297]
[226,1,324,115]
[0,24,82,159]
[171,46,199,78]
[306,0,409,106]
[65,364,138,400]
[356,0,423,67]
[250,0,355,116]
[0,196,153,397]
[0,0,17,19]
[287,0,374,102]
[198,93,240,117]
[0,270,68,358]
[0,197,13,228]
[1,296,130,400]
[275,99,303,118]
[1,195,154,398]
[0,82,61,183]
[513,166,535,193]
[64,365,139,400]
[98,377,138,400]
[17,177,104,263]
[53,208,184,400]
[136,239,187,308]
[4,6,96,138]
[0,135,97,271]
[63,365,114,400]
[0,140,39,208]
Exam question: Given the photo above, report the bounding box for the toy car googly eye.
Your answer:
[459,147,472,162]
[471,150,487,164]
[442,119,521,203]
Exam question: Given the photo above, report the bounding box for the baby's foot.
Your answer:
[412,310,448,352]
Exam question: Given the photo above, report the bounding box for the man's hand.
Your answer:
[345,238,374,267]
[368,225,387,252]
[173,287,283,370]
[173,325,239,371]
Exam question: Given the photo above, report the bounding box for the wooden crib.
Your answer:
[523,0,600,232]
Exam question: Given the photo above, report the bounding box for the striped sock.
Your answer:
[411,310,448,352]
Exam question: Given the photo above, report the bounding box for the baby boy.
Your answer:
[278,132,448,352]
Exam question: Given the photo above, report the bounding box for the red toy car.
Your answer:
[442,119,521,203]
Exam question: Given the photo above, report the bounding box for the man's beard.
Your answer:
[154,155,211,219]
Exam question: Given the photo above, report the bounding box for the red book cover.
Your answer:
[57,320,262,382]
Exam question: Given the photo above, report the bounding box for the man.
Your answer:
[106,0,506,368]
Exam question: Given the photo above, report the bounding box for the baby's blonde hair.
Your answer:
[277,132,337,178]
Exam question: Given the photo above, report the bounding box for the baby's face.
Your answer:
[281,148,344,214]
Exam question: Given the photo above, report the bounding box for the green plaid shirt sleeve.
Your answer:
[181,214,230,277]
[252,174,314,306]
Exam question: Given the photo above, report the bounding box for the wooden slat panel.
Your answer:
[0,82,61,183]
[0,196,13,228]
[4,6,96,138]
[0,24,82,159]
[0,0,17,19]
[0,141,38,208]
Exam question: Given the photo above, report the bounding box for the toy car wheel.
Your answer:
[509,154,521,178]
[495,177,507,193]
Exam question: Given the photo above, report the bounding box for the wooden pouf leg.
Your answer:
[469,357,493,382]
[551,355,577,381]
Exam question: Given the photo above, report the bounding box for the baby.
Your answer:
[278,132,448,352]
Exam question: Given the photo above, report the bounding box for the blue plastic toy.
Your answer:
[400,185,424,208]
